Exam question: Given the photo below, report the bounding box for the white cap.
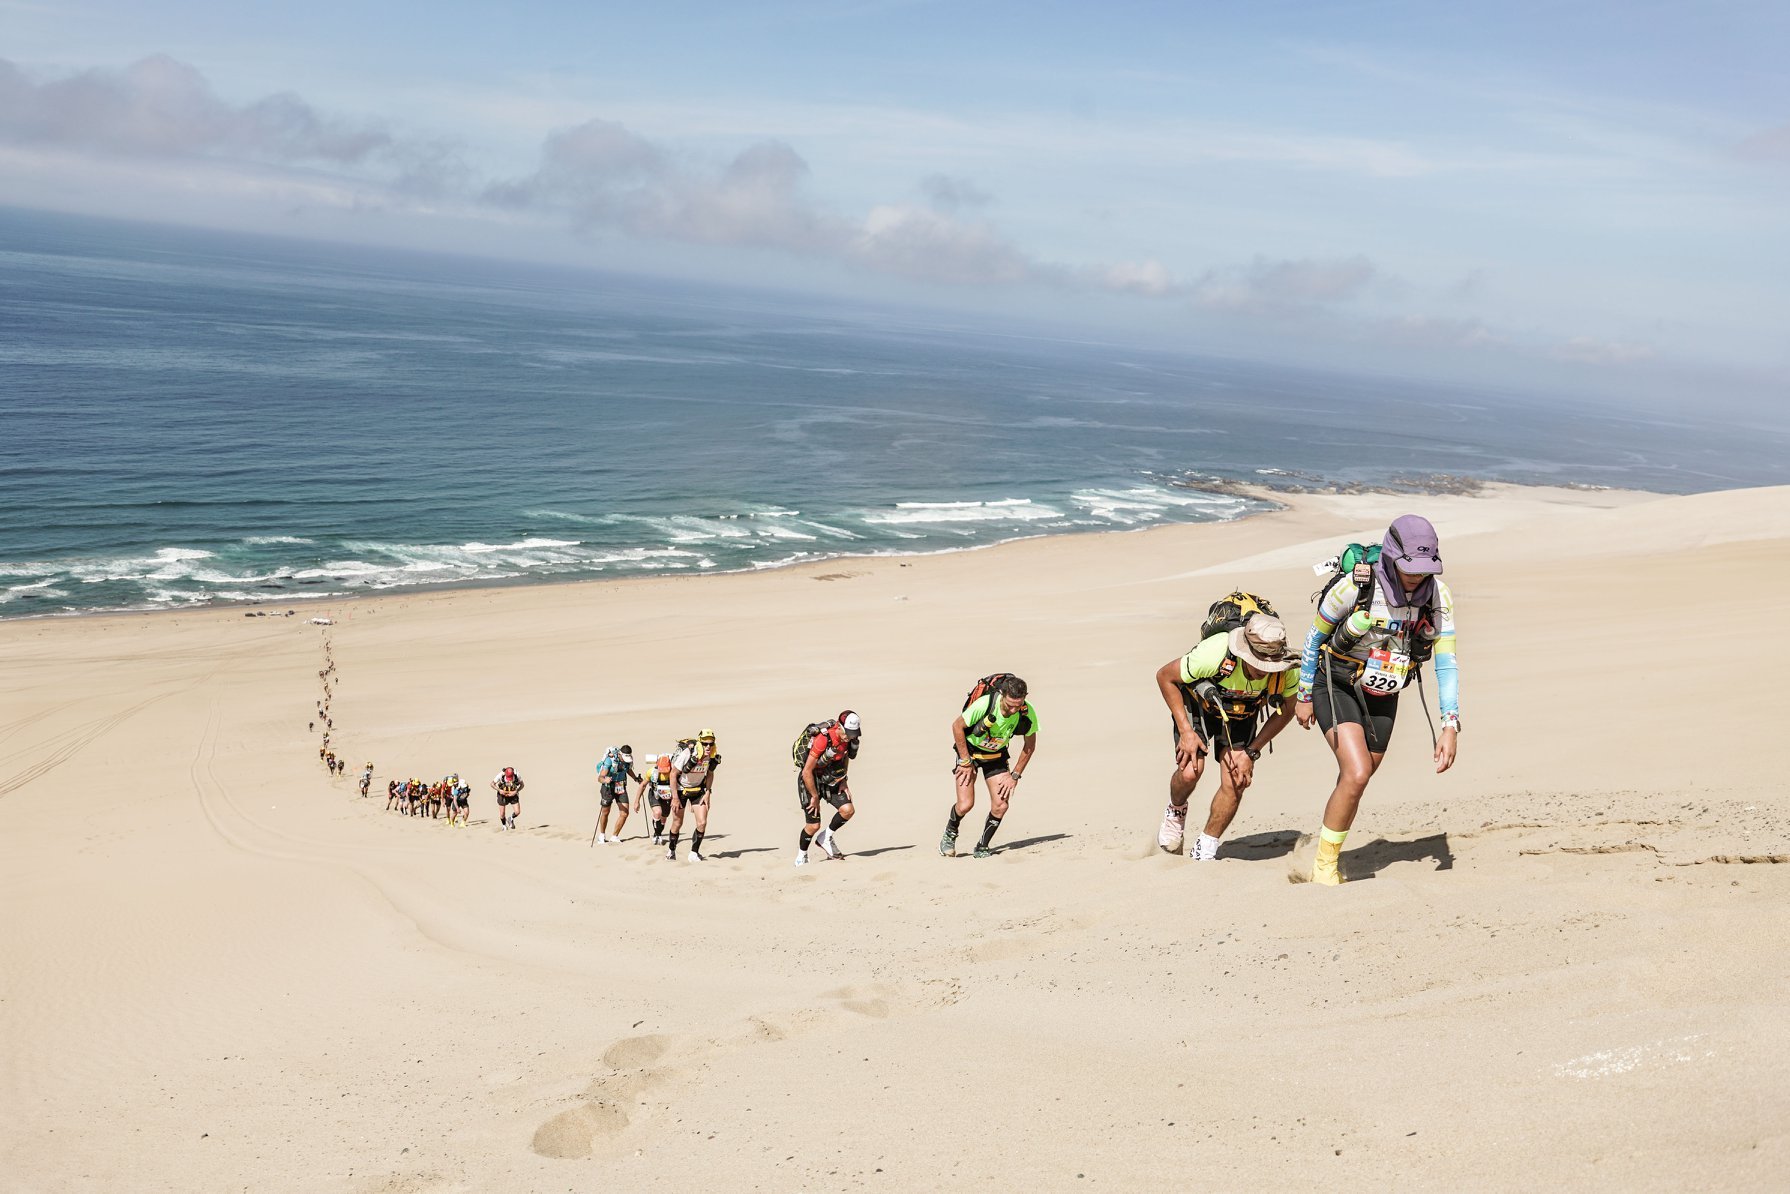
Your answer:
[840,711,862,737]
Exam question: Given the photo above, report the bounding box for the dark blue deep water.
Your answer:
[3,208,1786,617]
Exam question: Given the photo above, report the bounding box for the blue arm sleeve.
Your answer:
[1297,625,1326,697]
[1434,651,1459,718]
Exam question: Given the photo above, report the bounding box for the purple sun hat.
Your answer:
[1383,514,1443,576]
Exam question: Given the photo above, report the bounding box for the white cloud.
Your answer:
[0,55,389,163]
[1089,259,1178,298]
[848,204,1040,285]
[1190,254,1378,313]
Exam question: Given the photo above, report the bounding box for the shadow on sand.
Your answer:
[1345,832,1455,879]
[853,844,917,858]
[1217,830,1299,861]
[997,833,1071,853]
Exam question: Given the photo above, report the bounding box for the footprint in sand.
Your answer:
[532,984,936,1160]
[532,1035,673,1159]
[824,984,894,1019]
[601,1032,671,1070]
[531,1099,632,1159]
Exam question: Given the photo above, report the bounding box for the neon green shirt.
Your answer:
[1178,634,1290,720]
[961,694,1039,754]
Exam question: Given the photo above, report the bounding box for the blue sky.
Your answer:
[4,0,1787,404]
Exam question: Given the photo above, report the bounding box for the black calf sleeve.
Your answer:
[800,829,815,850]
[828,812,846,832]
[946,808,965,835]
[979,814,1003,848]
[691,829,704,854]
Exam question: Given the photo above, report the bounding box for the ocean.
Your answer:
[3,208,1785,618]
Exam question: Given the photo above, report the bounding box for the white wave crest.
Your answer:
[460,538,581,554]
[1070,486,1249,525]
[864,499,1061,526]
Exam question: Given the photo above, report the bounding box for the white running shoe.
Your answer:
[794,850,808,867]
[596,833,608,844]
[689,851,705,863]
[816,827,843,860]
[1158,804,1187,854]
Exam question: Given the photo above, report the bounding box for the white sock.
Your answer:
[1195,833,1222,860]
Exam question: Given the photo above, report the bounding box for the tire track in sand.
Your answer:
[0,687,192,799]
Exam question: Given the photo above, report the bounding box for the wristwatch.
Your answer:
[1244,747,1262,761]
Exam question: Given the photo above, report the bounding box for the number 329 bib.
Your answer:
[1361,648,1411,695]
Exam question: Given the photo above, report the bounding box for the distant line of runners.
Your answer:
[311,514,1460,885]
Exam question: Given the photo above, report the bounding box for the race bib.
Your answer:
[1362,648,1411,695]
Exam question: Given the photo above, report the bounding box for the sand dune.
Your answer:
[2,484,1786,1191]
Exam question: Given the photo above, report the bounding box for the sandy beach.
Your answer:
[3,483,1787,1192]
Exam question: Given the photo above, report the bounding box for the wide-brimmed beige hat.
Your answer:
[1228,613,1296,672]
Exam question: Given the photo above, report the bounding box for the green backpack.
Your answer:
[1310,543,1379,609]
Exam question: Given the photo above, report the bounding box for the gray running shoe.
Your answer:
[939,830,957,857]
[974,843,993,859]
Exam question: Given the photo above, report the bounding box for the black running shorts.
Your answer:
[796,775,850,814]
[1311,658,1399,750]
[953,747,1010,778]
[1170,691,1252,756]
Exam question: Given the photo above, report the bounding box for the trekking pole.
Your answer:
[1415,669,1439,752]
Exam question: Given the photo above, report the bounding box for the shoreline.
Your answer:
[0,477,1657,627]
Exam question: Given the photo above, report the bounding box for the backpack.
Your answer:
[962,673,1015,713]
[1186,592,1289,728]
[1310,543,1379,608]
[961,673,1034,740]
[1310,542,1437,663]
[1199,591,1278,641]
[791,720,839,770]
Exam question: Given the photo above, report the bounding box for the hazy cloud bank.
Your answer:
[0,55,388,163]
[0,56,470,196]
[0,54,1653,378]
[482,117,1110,291]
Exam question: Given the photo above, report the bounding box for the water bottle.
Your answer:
[1329,609,1374,655]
